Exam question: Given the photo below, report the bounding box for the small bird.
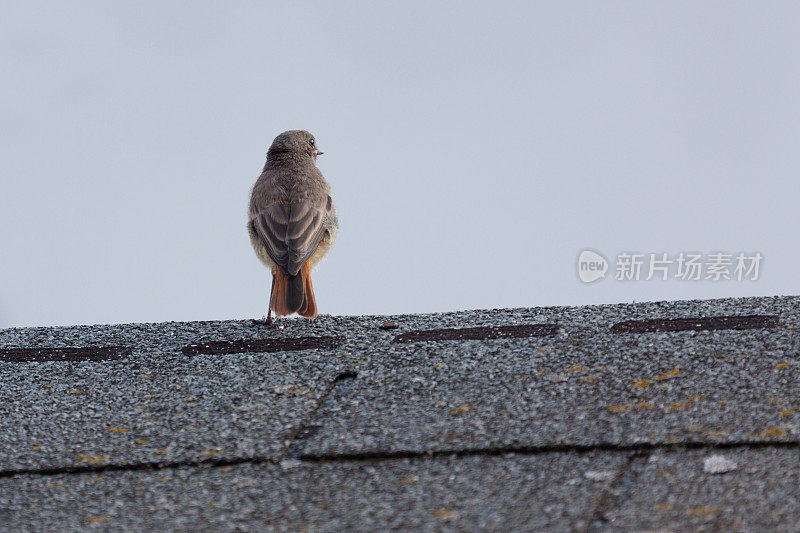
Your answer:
[248,130,338,324]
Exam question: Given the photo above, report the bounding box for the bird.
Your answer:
[248,130,338,324]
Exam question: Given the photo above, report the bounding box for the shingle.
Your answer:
[0,317,360,471]
[0,351,348,472]
[293,299,800,457]
[0,451,630,532]
[598,446,800,531]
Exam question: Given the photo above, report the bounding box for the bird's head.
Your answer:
[267,130,323,162]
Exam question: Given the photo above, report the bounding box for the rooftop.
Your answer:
[1,295,799,531]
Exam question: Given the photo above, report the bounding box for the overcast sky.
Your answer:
[2,1,799,328]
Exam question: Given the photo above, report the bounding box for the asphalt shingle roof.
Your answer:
[1,295,799,531]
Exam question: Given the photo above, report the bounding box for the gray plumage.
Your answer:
[248,130,337,319]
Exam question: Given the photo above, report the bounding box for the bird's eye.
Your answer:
[309,138,315,145]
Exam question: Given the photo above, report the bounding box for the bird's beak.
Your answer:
[315,150,324,156]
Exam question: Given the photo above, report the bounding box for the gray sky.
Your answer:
[2,1,799,328]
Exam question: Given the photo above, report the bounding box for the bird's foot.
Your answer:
[250,315,275,327]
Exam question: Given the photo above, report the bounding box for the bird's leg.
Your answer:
[251,313,273,326]
[266,275,275,324]
[251,277,276,326]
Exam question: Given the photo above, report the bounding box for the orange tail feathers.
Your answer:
[269,267,291,316]
[298,261,317,318]
[269,261,318,319]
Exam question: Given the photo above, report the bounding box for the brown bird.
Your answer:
[248,130,338,324]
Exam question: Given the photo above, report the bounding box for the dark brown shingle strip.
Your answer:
[181,336,344,356]
[392,324,559,343]
[0,346,131,362]
[610,314,779,334]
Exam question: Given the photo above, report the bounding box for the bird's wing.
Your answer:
[251,199,328,276]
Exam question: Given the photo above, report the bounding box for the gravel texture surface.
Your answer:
[599,446,800,531]
[0,318,365,471]
[1,295,798,530]
[0,451,630,532]
[296,297,800,457]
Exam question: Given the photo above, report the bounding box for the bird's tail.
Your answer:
[270,262,318,318]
